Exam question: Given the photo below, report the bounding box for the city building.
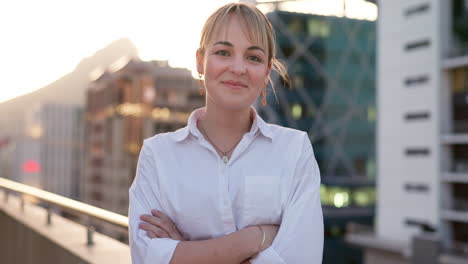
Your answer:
[258,8,377,264]
[0,38,138,197]
[12,137,41,189]
[0,136,13,180]
[18,103,84,199]
[347,0,468,263]
[83,59,202,226]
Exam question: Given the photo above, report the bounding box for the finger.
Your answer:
[147,230,157,239]
[151,210,183,240]
[140,214,168,230]
[151,210,177,233]
[140,222,170,238]
[152,209,170,222]
[149,211,176,235]
[139,222,170,238]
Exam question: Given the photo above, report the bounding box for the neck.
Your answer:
[198,102,253,151]
[202,105,252,135]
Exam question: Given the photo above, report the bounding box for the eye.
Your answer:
[215,50,230,56]
[248,55,262,63]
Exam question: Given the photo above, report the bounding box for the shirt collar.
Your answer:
[171,106,273,143]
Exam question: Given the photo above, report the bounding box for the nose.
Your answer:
[229,55,246,75]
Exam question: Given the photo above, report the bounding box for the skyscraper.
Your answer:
[260,9,376,264]
[348,0,468,263]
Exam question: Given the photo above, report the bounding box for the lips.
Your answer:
[221,80,248,89]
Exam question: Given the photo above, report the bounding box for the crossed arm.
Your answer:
[130,134,323,264]
[138,209,279,264]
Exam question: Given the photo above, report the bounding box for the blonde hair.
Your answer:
[199,2,290,96]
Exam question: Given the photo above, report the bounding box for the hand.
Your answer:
[139,209,184,241]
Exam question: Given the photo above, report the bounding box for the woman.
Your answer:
[128,2,323,264]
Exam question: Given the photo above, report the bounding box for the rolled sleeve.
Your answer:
[128,140,180,264]
[144,238,179,263]
[250,246,286,264]
[251,132,324,264]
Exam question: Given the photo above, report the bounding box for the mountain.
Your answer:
[0,38,139,138]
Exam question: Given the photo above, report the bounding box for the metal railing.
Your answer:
[0,177,128,246]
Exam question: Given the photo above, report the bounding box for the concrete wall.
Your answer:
[0,210,87,264]
[0,191,130,264]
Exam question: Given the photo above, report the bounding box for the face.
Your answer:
[197,15,271,111]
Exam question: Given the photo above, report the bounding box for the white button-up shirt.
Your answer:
[129,107,323,264]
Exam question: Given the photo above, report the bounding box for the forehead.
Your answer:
[209,14,265,48]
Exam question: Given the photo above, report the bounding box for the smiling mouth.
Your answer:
[221,81,248,89]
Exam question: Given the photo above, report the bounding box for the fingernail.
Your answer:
[152,209,158,214]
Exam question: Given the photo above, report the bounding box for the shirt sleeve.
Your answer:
[250,132,324,264]
[128,140,180,264]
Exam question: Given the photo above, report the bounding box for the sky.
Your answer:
[0,0,377,104]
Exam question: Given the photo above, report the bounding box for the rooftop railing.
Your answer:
[0,177,128,246]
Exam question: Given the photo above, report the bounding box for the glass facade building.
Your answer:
[259,10,376,264]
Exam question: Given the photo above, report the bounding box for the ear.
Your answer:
[196,49,204,74]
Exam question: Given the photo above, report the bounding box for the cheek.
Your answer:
[205,57,226,79]
[248,66,268,86]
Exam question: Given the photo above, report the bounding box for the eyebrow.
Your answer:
[214,41,265,53]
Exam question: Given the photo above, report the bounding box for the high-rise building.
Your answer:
[20,103,84,199]
[348,0,468,263]
[83,59,203,222]
[12,137,41,189]
[0,136,14,180]
[259,9,377,264]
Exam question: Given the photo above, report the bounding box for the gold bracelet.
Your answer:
[257,226,266,254]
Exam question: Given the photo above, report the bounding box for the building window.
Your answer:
[405,111,430,121]
[354,188,376,207]
[405,39,431,51]
[367,105,376,122]
[453,222,468,243]
[287,18,304,34]
[452,145,468,172]
[404,3,430,17]
[405,148,430,156]
[291,103,303,120]
[91,174,103,184]
[91,157,103,167]
[325,225,343,238]
[320,185,351,208]
[404,183,429,192]
[405,219,435,232]
[93,123,103,133]
[91,191,103,201]
[307,18,329,38]
[404,75,429,86]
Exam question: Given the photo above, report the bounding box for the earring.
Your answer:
[198,73,204,96]
[261,85,267,106]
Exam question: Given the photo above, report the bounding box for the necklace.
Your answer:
[198,121,244,164]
